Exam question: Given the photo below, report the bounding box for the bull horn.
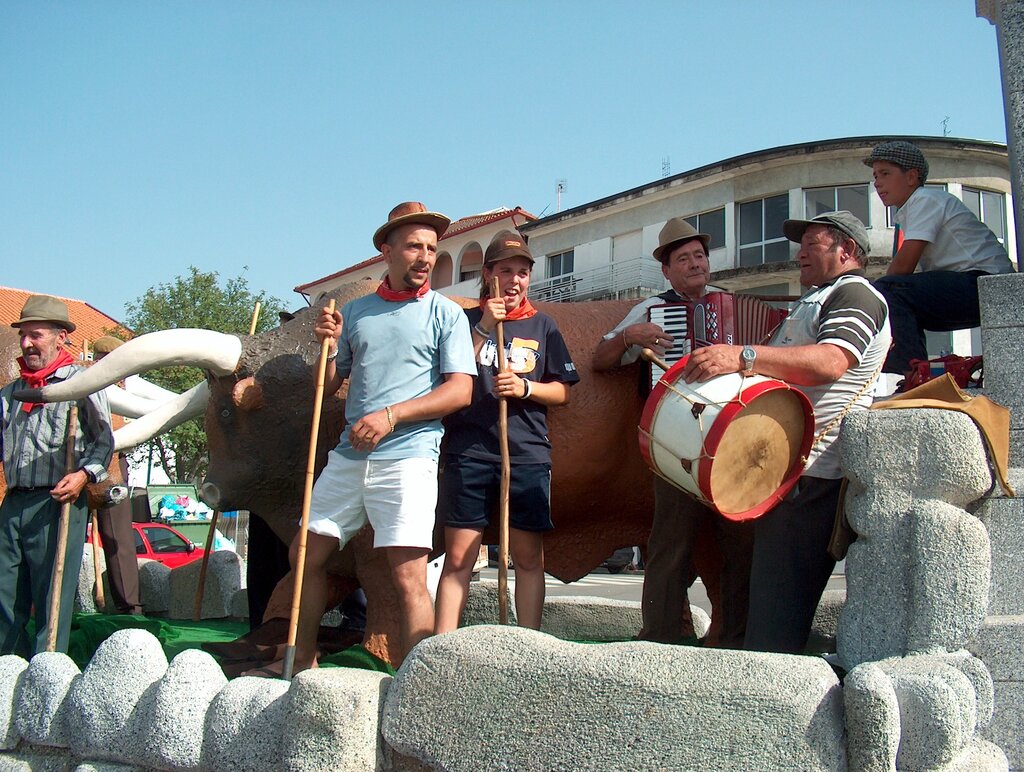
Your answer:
[12,329,241,404]
[103,384,166,420]
[113,381,209,451]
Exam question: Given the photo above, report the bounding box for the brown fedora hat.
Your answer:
[372,202,451,251]
[11,294,76,333]
[652,218,711,264]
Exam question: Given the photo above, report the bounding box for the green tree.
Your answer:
[123,266,286,484]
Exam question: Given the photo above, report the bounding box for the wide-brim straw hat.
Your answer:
[10,294,76,333]
[372,202,451,251]
[652,218,711,263]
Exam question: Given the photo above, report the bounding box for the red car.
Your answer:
[90,522,206,569]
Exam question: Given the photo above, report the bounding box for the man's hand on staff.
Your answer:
[494,371,529,399]
[682,344,744,383]
[623,322,673,356]
[51,470,88,504]
[315,306,342,352]
[349,410,393,452]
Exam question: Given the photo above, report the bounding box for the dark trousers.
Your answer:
[246,513,290,630]
[873,271,985,374]
[0,489,88,657]
[96,497,141,614]
[744,476,842,654]
[640,477,754,648]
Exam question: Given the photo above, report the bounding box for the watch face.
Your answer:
[742,347,756,369]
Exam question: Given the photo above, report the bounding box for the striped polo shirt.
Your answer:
[770,270,891,479]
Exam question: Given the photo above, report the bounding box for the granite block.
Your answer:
[138,561,169,614]
[978,272,1024,330]
[14,653,80,748]
[382,625,845,771]
[0,658,26,751]
[843,662,899,771]
[976,496,1024,616]
[201,676,289,771]
[168,551,243,620]
[281,668,391,771]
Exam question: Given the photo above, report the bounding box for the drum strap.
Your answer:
[808,358,885,456]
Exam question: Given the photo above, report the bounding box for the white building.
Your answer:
[506,135,1015,360]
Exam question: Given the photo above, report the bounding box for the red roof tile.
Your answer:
[0,286,129,360]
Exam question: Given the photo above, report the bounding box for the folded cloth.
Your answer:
[873,373,1014,497]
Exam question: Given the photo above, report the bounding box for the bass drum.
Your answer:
[638,358,813,521]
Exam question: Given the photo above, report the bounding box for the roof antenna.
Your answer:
[556,179,567,212]
[662,156,671,177]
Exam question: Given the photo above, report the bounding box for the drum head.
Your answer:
[710,389,807,516]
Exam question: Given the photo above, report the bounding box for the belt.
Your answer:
[9,486,53,492]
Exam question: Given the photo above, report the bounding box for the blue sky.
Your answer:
[0,1,1008,322]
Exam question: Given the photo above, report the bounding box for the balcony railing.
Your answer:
[530,257,666,303]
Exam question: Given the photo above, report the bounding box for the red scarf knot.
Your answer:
[17,349,76,412]
[376,277,430,302]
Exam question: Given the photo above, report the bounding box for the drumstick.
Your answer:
[640,348,671,372]
[491,277,511,626]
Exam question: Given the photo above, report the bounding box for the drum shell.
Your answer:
[638,360,813,521]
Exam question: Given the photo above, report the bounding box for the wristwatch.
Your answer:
[741,346,757,375]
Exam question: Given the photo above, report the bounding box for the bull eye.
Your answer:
[221,409,231,418]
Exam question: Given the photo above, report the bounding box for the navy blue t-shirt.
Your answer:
[443,308,579,464]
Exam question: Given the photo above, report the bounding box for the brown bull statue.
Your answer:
[17,280,694,664]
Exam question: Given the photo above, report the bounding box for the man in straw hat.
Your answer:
[0,295,114,655]
[683,211,890,653]
[593,218,754,649]
[279,202,476,673]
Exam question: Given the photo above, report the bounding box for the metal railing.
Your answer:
[530,257,666,303]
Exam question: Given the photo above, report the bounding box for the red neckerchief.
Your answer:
[376,276,430,302]
[17,349,75,413]
[479,297,539,321]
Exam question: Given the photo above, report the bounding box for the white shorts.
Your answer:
[306,453,438,549]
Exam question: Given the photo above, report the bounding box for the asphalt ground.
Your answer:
[477,562,847,617]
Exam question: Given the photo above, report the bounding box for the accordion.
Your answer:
[646,292,789,386]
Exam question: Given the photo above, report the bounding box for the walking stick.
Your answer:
[192,510,220,621]
[249,301,261,336]
[90,510,105,610]
[491,278,511,625]
[283,298,336,681]
[46,405,78,652]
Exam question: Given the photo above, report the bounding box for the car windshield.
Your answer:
[142,526,190,554]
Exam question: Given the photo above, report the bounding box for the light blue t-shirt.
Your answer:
[334,289,476,460]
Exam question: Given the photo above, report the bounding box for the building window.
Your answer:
[738,194,790,267]
[886,183,946,227]
[961,186,1007,243]
[804,184,869,225]
[683,207,726,250]
[547,249,574,279]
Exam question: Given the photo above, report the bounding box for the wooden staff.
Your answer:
[46,405,78,652]
[192,510,220,621]
[283,298,336,681]
[90,510,105,610]
[491,277,511,625]
[249,301,262,336]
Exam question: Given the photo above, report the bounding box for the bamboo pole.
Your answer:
[192,510,220,621]
[283,298,336,681]
[91,510,105,610]
[249,301,261,336]
[491,277,511,625]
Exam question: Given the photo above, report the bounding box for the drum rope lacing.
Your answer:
[803,359,885,463]
[639,374,802,470]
